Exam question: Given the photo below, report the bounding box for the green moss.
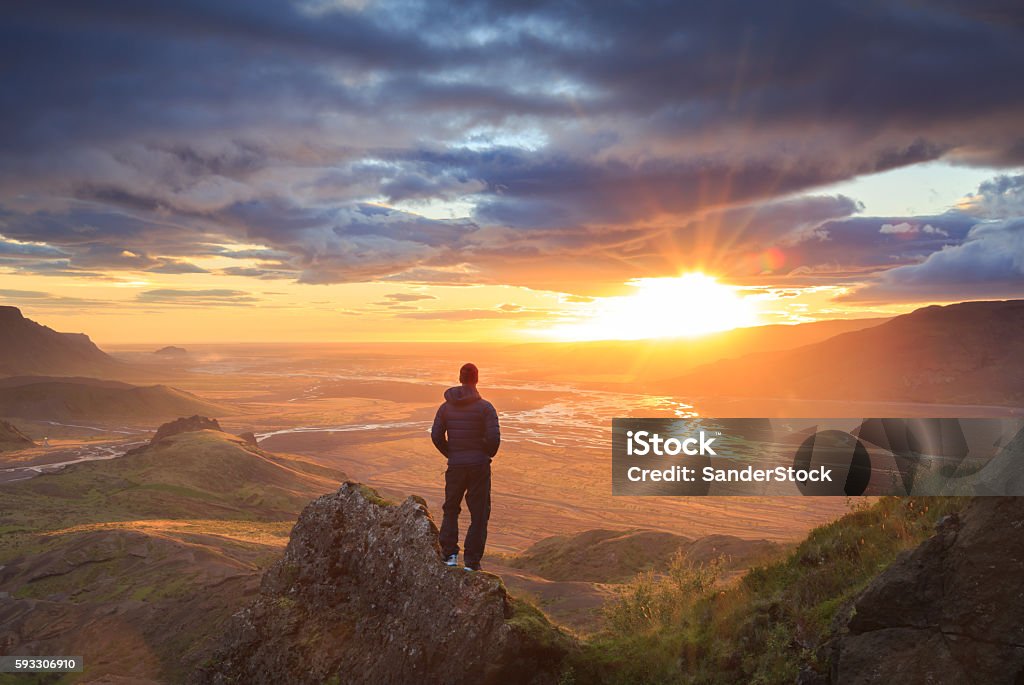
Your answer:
[507,596,574,655]
[354,482,395,507]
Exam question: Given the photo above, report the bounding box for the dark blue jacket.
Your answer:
[431,385,500,466]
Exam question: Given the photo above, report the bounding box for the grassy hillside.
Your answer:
[501,529,778,585]
[0,429,346,684]
[567,496,966,684]
[0,430,339,537]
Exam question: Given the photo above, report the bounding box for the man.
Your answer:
[431,362,500,571]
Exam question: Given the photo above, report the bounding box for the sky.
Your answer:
[1,0,1023,343]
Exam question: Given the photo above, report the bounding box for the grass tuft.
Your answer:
[574,496,966,684]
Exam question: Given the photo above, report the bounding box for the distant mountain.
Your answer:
[666,300,1024,406]
[503,316,888,385]
[0,306,121,377]
[154,345,188,356]
[0,376,230,421]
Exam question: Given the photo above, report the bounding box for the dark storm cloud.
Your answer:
[1,0,1023,296]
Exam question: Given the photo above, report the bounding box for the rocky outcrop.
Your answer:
[194,482,573,685]
[237,431,258,448]
[151,415,223,445]
[832,497,1024,684]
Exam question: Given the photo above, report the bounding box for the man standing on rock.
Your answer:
[431,362,500,571]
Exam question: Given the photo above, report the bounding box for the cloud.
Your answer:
[841,218,1024,301]
[136,288,260,305]
[957,174,1024,219]
[395,308,545,321]
[0,0,1022,297]
[879,222,948,236]
[0,288,50,298]
[0,240,67,258]
[220,266,295,280]
[0,288,116,308]
[381,292,437,303]
[146,259,209,274]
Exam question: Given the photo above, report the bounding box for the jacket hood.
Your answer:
[444,385,481,405]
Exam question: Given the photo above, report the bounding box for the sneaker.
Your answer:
[464,562,481,572]
[444,553,458,567]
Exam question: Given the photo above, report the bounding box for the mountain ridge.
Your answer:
[666,300,1024,405]
[0,306,122,377]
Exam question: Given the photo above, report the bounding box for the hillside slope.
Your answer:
[573,497,969,684]
[0,418,35,451]
[0,423,346,683]
[668,300,1024,405]
[493,529,780,632]
[0,377,230,422]
[503,529,777,584]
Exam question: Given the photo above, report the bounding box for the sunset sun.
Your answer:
[545,273,759,341]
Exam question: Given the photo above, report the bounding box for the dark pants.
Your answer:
[439,463,491,566]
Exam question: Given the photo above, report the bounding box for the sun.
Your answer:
[544,273,760,341]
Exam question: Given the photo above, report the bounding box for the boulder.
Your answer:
[833,497,1024,684]
[194,482,573,685]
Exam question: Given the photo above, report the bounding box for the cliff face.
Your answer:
[833,497,1024,684]
[0,306,119,377]
[194,483,573,685]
